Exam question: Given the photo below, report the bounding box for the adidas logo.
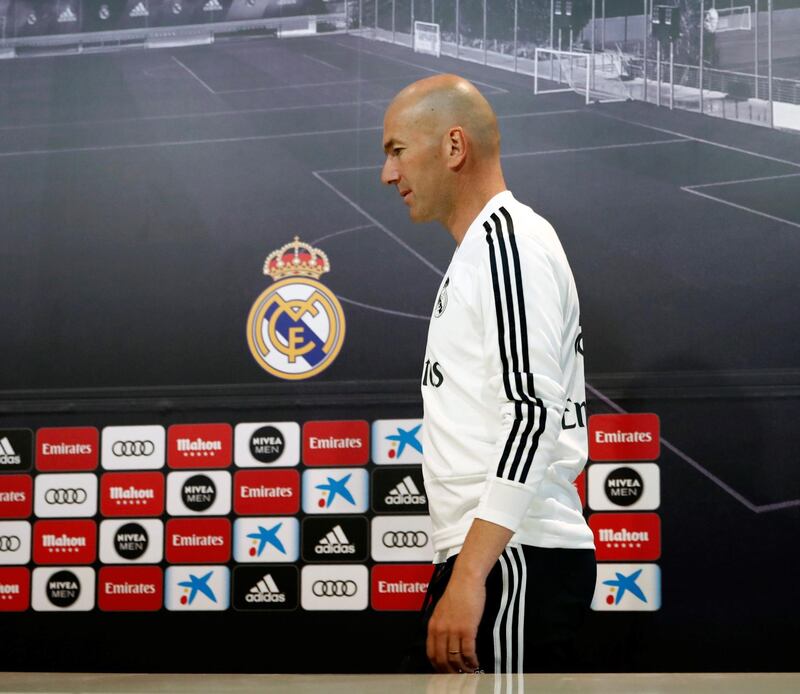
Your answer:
[315,525,356,555]
[58,7,77,22]
[203,0,222,11]
[246,574,286,604]
[129,2,149,17]
[385,476,426,505]
[0,438,21,466]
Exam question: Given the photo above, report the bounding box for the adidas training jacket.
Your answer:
[421,190,595,562]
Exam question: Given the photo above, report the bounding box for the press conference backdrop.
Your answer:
[1,0,799,673]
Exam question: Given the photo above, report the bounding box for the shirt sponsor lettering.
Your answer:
[591,563,661,612]
[34,473,97,519]
[300,564,368,611]
[100,472,165,517]
[0,476,32,519]
[234,422,300,468]
[588,463,660,511]
[33,520,97,565]
[168,423,232,469]
[98,566,163,611]
[0,567,30,611]
[0,429,33,472]
[302,421,369,466]
[588,414,660,461]
[36,427,99,471]
[233,469,299,515]
[232,565,299,611]
[589,513,661,561]
[371,564,434,611]
[165,517,231,564]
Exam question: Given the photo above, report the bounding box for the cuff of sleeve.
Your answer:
[474,477,537,534]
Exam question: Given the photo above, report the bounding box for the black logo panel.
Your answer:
[301,516,368,563]
[249,426,285,464]
[0,429,33,472]
[181,474,216,511]
[604,467,644,507]
[371,467,428,514]
[232,565,298,611]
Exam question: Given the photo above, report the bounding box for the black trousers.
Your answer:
[401,545,596,673]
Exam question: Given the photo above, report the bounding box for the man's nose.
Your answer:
[381,157,398,186]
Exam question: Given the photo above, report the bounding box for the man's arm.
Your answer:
[426,518,513,673]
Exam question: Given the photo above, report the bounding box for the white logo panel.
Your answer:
[371,419,424,465]
[166,470,231,516]
[370,515,434,562]
[233,517,299,563]
[592,563,661,612]
[587,463,660,511]
[234,422,300,468]
[34,473,97,518]
[32,567,96,611]
[102,425,165,470]
[99,519,164,564]
[0,521,32,564]
[301,564,368,611]
[301,468,368,514]
[165,565,230,611]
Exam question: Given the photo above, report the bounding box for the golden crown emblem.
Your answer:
[263,236,330,281]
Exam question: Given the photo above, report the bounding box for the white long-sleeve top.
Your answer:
[421,190,595,562]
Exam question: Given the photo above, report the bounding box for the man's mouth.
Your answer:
[400,190,412,202]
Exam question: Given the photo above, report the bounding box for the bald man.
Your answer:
[382,76,596,674]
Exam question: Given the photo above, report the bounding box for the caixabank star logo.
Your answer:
[247,237,345,380]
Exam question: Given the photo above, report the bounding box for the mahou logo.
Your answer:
[0,567,30,611]
[588,413,660,461]
[100,472,165,517]
[33,520,97,565]
[98,566,163,611]
[168,423,232,469]
[233,469,300,515]
[165,518,231,564]
[36,427,99,471]
[589,513,661,561]
[302,421,369,467]
[371,564,434,611]
[0,476,32,519]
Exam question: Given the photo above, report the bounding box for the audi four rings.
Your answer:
[44,488,88,504]
[311,580,358,597]
[0,536,22,551]
[111,440,155,456]
[382,531,429,548]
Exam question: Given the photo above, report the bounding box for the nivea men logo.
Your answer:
[232,565,298,611]
[114,522,149,560]
[301,516,368,563]
[605,467,643,507]
[421,359,443,388]
[249,426,284,464]
[46,569,81,608]
[181,474,216,512]
[372,467,428,514]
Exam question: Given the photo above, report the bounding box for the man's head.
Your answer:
[381,74,502,225]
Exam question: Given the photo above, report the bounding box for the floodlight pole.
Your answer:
[699,0,705,115]
[483,0,487,65]
[768,0,773,128]
[456,0,460,58]
[656,38,661,107]
[359,0,363,30]
[643,0,648,103]
[591,0,596,92]
[375,0,378,32]
[392,0,396,43]
[411,0,415,50]
[432,0,435,23]
[550,0,555,50]
[514,0,518,73]
[669,39,674,110]
[602,0,606,49]
[754,0,759,99]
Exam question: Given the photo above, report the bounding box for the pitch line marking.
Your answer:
[336,295,429,321]
[171,56,217,95]
[302,53,344,71]
[680,187,800,230]
[310,223,376,244]
[686,172,800,189]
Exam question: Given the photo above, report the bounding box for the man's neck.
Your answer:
[444,172,507,246]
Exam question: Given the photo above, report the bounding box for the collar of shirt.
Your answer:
[456,189,515,254]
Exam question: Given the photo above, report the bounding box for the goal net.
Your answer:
[705,6,752,33]
[413,21,440,58]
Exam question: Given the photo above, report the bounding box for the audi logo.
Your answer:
[111,440,155,457]
[0,536,21,551]
[312,580,358,597]
[382,531,429,548]
[44,488,88,504]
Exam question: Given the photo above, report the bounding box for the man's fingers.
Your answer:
[447,638,472,673]
[460,635,479,671]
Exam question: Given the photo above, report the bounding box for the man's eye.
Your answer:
[393,148,403,156]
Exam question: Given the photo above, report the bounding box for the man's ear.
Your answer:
[445,127,467,171]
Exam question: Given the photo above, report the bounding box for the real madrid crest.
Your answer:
[247,237,346,380]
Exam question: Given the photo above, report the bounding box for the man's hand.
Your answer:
[426,574,485,673]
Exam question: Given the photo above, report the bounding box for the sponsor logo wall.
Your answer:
[0,420,433,612]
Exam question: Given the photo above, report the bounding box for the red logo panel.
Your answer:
[100,472,165,517]
[233,470,300,515]
[302,421,369,466]
[33,519,97,565]
[98,566,163,611]
[0,476,32,519]
[0,567,30,611]
[588,414,660,461]
[165,518,231,563]
[168,423,232,469]
[574,470,586,509]
[589,512,661,561]
[371,564,434,611]
[36,427,99,471]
